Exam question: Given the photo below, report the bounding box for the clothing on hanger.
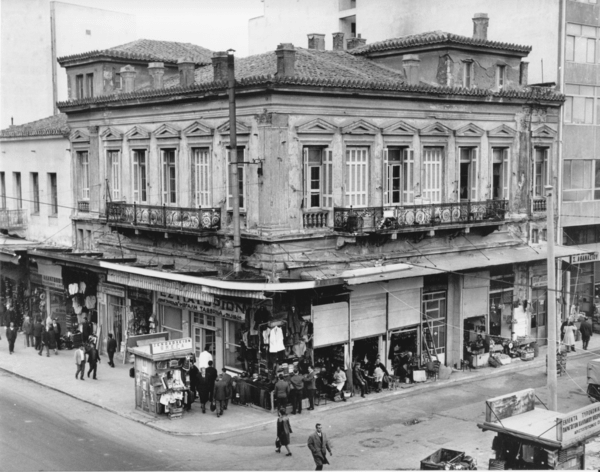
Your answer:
[269,326,285,353]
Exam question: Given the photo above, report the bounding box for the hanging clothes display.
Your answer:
[269,326,285,353]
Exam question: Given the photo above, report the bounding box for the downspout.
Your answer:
[556,0,566,245]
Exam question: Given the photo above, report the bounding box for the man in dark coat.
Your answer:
[303,365,317,411]
[274,373,290,411]
[87,343,101,379]
[205,360,218,402]
[33,318,43,350]
[38,326,50,357]
[213,374,230,417]
[290,368,305,414]
[22,316,33,348]
[107,333,117,367]
[81,317,91,342]
[353,362,367,398]
[188,361,200,409]
[307,423,332,471]
[5,322,18,354]
[196,371,211,414]
[580,316,594,350]
[52,319,61,350]
[47,325,58,355]
[221,368,233,410]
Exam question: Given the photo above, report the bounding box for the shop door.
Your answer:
[193,312,216,362]
[422,291,447,365]
[531,288,547,346]
[107,295,124,352]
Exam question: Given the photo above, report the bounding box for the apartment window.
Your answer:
[13,172,22,209]
[566,23,598,63]
[459,147,478,201]
[303,147,333,209]
[344,147,368,207]
[462,61,474,88]
[48,173,57,215]
[422,147,443,203]
[564,84,596,124]
[491,148,510,200]
[227,147,245,210]
[107,150,121,201]
[85,73,93,98]
[496,65,506,89]
[132,150,147,203]
[563,159,600,201]
[193,148,210,207]
[75,74,84,99]
[0,172,5,208]
[77,151,90,200]
[534,147,549,198]
[384,147,414,205]
[161,149,177,205]
[31,173,40,213]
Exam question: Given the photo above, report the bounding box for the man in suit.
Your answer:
[580,316,594,350]
[220,368,233,410]
[87,343,101,379]
[75,345,86,380]
[107,333,117,367]
[205,360,218,403]
[290,368,305,414]
[5,322,18,354]
[307,423,332,470]
[33,318,43,350]
[303,365,317,411]
[213,374,230,418]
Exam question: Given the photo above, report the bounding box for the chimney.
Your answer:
[148,62,165,89]
[120,65,136,93]
[332,32,345,51]
[212,51,229,82]
[275,43,296,77]
[403,54,421,85]
[178,57,195,87]
[307,33,325,50]
[347,34,367,50]
[472,13,489,40]
[519,61,529,86]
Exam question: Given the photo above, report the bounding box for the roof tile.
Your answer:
[0,114,69,138]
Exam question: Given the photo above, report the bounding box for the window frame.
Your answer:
[462,60,474,88]
[383,146,414,206]
[224,319,244,372]
[0,172,5,209]
[491,147,510,200]
[533,147,550,198]
[77,151,90,201]
[132,149,148,203]
[226,147,247,211]
[564,84,596,124]
[496,65,506,90]
[160,148,178,206]
[13,172,22,209]
[344,146,369,207]
[458,147,478,201]
[303,146,333,209]
[75,74,84,99]
[422,146,443,204]
[85,73,94,98]
[192,147,211,208]
[31,172,40,214]
[106,149,121,202]
[566,23,599,64]
[48,173,58,216]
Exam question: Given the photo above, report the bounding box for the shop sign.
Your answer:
[558,403,600,446]
[531,275,547,287]
[571,252,599,265]
[36,275,63,290]
[157,292,247,322]
[128,287,153,303]
[98,282,125,298]
[150,337,193,355]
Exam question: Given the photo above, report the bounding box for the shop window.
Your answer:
[161,148,177,205]
[384,147,414,205]
[224,319,243,371]
[344,147,368,207]
[227,147,246,210]
[533,147,549,198]
[303,146,333,209]
[491,148,509,200]
[161,305,182,340]
[422,147,443,203]
[193,313,216,327]
[132,150,147,203]
[107,150,121,201]
[193,147,211,207]
[459,147,478,201]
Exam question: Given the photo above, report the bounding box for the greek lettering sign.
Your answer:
[150,337,193,355]
[571,252,599,265]
[157,292,247,322]
[98,283,125,298]
[559,403,600,446]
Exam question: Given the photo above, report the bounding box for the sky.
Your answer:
[62,0,265,57]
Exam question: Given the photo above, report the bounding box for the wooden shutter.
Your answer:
[345,147,368,207]
[323,148,333,208]
[383,148,389,205]
[423,147,442,203]
[302,147,308,209]
[470,148,478,201]
[403,149,414,204]
[502,148,509,199]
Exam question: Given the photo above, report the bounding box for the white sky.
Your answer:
[62,0,265,57]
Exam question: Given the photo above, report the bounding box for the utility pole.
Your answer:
[227,50,241,274]
[546,185,557,411]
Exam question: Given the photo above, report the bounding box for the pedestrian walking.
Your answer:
[52,319,61,350]
[564,321,577,352]
[75,345,86,380]
[22,316,33,348]
[107,333,117,367]
[38,326,50,357]
[87,343,101,379]
[81,317,91,342]
[580,316,593,350]
[276,408,293,456]
[274,373,290,411]
[6,322,18,354]
[47,325,58,355]
[307,423,332,471]
[290,368,304,414]
[33,318,43,350]
[199,345,213,369]
[221,368,233,410]
[188,360,200,411]
[205,360,217,402]
[213,374,230,418]
[304,365,317,410]
[197,370,210,414]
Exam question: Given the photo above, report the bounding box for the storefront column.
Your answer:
[447,273,461,369]
[347,299,353,394]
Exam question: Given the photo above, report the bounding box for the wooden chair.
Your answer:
[426,360,441,380]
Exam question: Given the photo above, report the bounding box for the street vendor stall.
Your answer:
[129,337,194,420]
[478,388,600,469]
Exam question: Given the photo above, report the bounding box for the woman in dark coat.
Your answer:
[276,408,293,456]
[47,325,58,355]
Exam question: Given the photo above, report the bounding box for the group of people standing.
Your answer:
[4,316,63,357]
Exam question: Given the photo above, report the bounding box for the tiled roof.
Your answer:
[57,39,213,66]
[0,114,69,138]
[348,31,532,55]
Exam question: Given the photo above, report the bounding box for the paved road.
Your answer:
[2,351,600,471]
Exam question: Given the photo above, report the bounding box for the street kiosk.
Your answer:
[478,388,600,469]
[129,337,194,419]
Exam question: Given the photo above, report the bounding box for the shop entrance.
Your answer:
[388,326,419,365]
[352,336,381,367]
[531,288,547,346]
[107,295,124,352]
[193,312,216,363]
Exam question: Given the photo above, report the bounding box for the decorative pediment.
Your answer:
[153,123,180,139]
[70,129,89,143]
[419,122,452,136]
[125,125,150,140]
[455,123,485,137]
[183,121,213,137]
[382,120,417,136]
[217,120,250,135]
[487,124,517,138]
[100,127,123,141]
[532,125,557,139]
[296,118,338,134]
[341,119,379,135]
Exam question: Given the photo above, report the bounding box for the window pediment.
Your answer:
[382,120,417,136]
[217,120,250,135]
[532,125,557,139]
[419,122,452,136]
[455,123,485,137]
[125,125,150,140]
[487,124,517,138]
[70,129,90,143]
[296,118,338,134]
[154,124,181,139]
[101,127,123,141]
[341,119,379,135]
[183,121,214,137]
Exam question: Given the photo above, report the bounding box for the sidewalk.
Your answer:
[2,334,599,436]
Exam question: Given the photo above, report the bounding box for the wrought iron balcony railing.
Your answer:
[106,202,221,233]
[334,200,508,233]
[303,209,330,229]
[78,201,90,213]
[0,209,27,230]
[532,199,546,213]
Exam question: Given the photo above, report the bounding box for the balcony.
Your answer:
[533,199,546,213]
[334,200,508,233]
[78,201,90,213]
[106,202,221,235]
[0,209,27,231]
[303,209,329,229]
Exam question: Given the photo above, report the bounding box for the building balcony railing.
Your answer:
[78,201,90,213]
[0,209,27,230]
[334,200,508,233]
[303,209,330,229]
[533,199,546,213]
[106,202,221,233]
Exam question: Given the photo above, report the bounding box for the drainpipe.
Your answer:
[556,0,566,245]
[227,50,241,274]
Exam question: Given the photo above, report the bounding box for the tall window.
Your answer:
[303,147,333,209]
[227,147,245,210]
[566,23,598,64]
[0,172,5,209]
[534,147,549,198]
[132,150,147,203]
[344,147,368,207]
[48,173,57,215]
[384,147,413,205]
[107,150,120,201]
[85,73,94,98]
[491,148,509,200]
[161,149,177,205]
[462,61,474,88]
[496,65,506,89]
[459,147,478,201]
[75,74,84,99]
[193,148,210,207]
[78,151,90,200]
[13,172,22,209]
[422,147,442,203]
[564,84,595,124]
[31,172,39,213]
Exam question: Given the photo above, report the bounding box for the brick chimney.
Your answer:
[307,33,325,50]
[347,34,366,50]
[178,57,195,87]
[472,13,489,40]
[403,54,421,85]
[520,61,529,86]
[275,43,296,77]
[148,62,165,89]
[332,32,345,51]
[212,51,229,82]
[120,65,136,93]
